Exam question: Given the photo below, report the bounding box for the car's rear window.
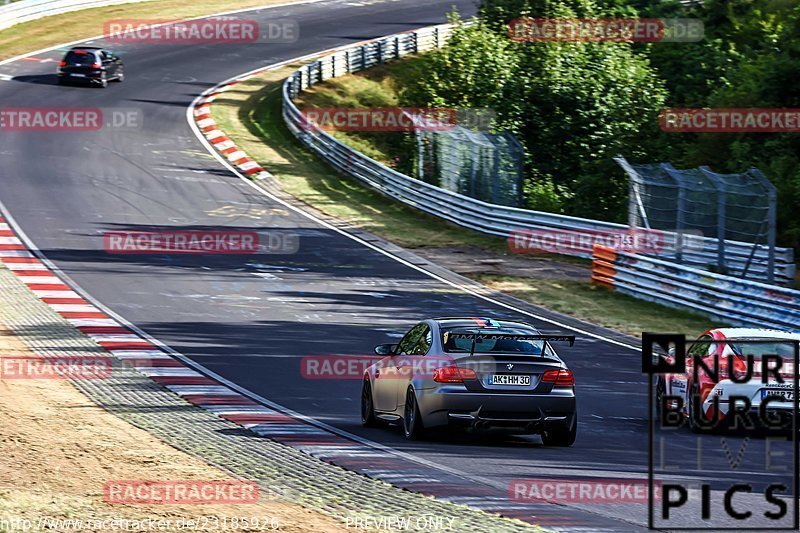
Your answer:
[64,51,97,64]
[442,329,555,356]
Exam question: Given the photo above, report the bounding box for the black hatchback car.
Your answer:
[57,47,124,88]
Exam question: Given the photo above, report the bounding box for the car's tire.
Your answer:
[98,73,108,88]
[403,387,425,440]
[360,378,376,427]
[114,68,124,82]
[541,416,577,447]
[57,77,65,85]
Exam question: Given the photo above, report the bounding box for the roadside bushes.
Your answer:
[405,7,667,220]
[404,0,800,251]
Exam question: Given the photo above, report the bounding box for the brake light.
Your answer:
[91,63,101,69]
[59,61,66,67]
[433,366,476,383]
[542,369,574,386]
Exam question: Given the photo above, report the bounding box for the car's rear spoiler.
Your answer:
[445,333,576,347]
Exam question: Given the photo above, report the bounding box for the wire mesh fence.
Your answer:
[414,120,525,208]
[616,156,777,282]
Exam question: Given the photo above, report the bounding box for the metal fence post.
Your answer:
[662,163,685,263]
[345,50,351,73]
[768,185,777,283]
[750,168,778,283]
[615,155,651,230]
[699,166,727,274]
[361,45,367,70]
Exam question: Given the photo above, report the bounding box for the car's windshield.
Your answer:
[733,341,797,359]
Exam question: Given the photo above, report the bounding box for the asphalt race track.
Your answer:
[0,1,796,530]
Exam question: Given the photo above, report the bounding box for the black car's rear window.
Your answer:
[64,51,97,64]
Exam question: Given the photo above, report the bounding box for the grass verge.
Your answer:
[209,67,717,338]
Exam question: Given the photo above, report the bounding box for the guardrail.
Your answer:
[0,0,147,31]
[281,23,795,286]
[592,245,800,331]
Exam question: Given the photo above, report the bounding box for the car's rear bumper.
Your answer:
[58,71,104,83]
[419,386,576,433]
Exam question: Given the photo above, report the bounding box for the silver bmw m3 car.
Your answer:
[360,317,577,446]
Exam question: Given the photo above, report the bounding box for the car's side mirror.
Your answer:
[651,346,674,366]
[374,344,396,356]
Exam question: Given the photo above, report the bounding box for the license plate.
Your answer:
[70,73,86,77]
[762,389,794,401]
[489,374,530,386]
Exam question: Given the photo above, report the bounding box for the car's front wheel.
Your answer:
[360,378,376,427]
[403,387,425,440]
[541,416,577,447]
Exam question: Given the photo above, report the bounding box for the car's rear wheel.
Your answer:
[98,73,108,88]
[360,378,376,427]
[114,68,124,82]
[403,387,425,440]
[541,416,577,447]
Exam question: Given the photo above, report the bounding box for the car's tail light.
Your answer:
[92,63,101,69]
[433,366,476,383]
[59,61,66,67]
[542,369,574,386]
